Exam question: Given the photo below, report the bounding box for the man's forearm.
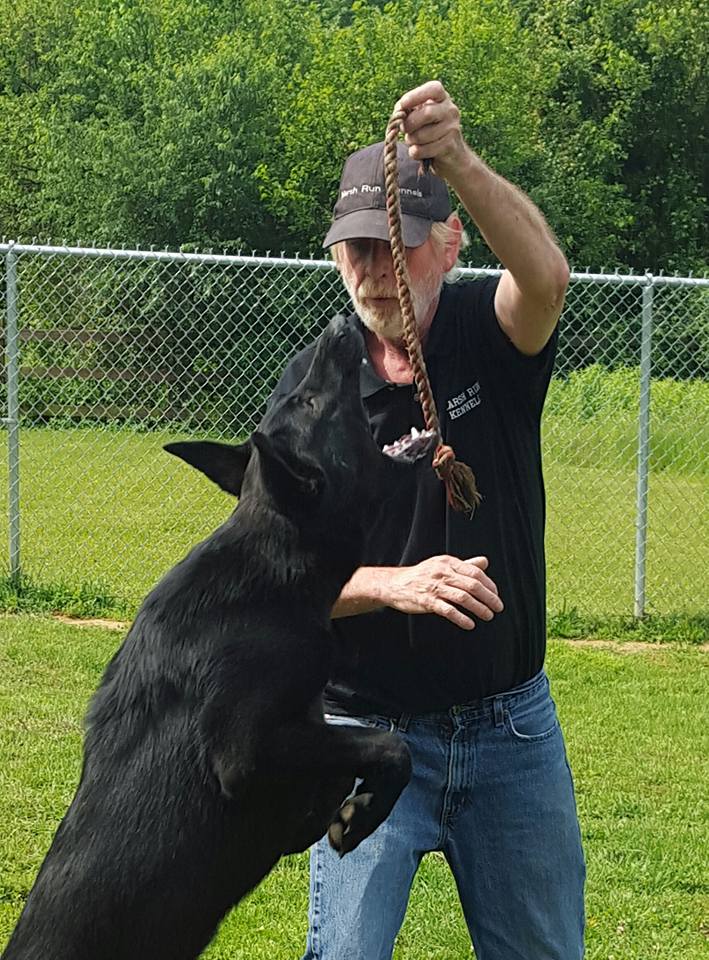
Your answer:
[331,566,397,618]
[330,557,503,630]
[445,148,567,302]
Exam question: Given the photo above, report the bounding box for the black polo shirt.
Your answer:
[267,277,558,714]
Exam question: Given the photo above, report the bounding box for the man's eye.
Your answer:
[348,239,370,258]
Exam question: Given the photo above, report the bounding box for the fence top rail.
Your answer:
[1,242,707,288]
[0,242,333,272]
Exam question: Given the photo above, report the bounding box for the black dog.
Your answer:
[2,316,436,960]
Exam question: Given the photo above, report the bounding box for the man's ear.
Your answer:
[251,431,325,501]
[163,440,252,496]
[443,212,464,272]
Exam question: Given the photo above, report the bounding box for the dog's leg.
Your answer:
[261,723,411,855]
[201,699,268,799]
[200,640,332,800]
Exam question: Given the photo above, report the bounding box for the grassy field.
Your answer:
[0,615,707,958]
[0,418,707,628]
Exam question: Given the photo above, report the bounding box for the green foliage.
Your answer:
[546,364,709,424]
[254,0,550,258]
[13,255,349,432]
[0,0,706,266]
[518,0,708,271]
[544,364,709,475]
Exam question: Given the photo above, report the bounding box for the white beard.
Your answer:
[354,297,407,341]
[341,269,441,342]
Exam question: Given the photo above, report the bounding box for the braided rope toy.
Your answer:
[382,109,481,516]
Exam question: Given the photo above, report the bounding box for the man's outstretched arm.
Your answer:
[398,80,569,356]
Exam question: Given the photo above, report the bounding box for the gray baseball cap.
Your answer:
[323,141,452,249]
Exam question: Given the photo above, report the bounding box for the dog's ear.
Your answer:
[163,440,252,496]
[251,430,325,501]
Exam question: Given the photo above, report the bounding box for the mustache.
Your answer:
[357,287,398,299]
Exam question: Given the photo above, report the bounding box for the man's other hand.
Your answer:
[384,554,503,630]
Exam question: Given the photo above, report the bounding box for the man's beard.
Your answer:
[342,269,441,341]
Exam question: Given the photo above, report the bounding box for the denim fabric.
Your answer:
[301,670,585,960]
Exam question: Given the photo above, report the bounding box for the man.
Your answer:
[268,81,585,960]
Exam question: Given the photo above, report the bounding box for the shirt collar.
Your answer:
[347,285,452,399]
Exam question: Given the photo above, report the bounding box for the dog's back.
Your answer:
[3,525,277,958]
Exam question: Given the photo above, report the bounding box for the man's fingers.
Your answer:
[397,80,447,114]
[453,558,501,598]
[468,574,502,603]
[392,555,502,628]
[439,584,502,621]
[404,128,452,159]
[451,573,502,606]
[432,598,476,631]
[401,100,442,134]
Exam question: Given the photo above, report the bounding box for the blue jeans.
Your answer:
[301,670,585,960]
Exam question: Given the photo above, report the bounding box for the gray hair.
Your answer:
[430,218,469,284]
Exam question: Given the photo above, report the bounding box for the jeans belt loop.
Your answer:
[493,697,505,727]
[396,712,411,733]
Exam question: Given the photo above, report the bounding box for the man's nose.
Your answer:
[368,240,394,275]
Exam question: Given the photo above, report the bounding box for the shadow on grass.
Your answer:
[1,571,706,644]
[548,602,708,644]
[0,572,133,620]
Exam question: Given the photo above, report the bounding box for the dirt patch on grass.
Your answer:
[48,618,709,652]
[560,637,708,654]
[53,615,129,632]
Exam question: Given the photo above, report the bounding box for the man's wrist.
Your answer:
[441,145,491,198]
[332,566,396,619]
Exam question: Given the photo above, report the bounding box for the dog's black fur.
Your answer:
[2,317,434,960]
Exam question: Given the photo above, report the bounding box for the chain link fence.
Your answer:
[1,242,707,622]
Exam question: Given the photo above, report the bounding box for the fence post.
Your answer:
[634,276,654,618]
[5,247,21,581]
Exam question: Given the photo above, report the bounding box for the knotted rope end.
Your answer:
[432,444,482,518]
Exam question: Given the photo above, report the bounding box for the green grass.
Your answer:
[0,615,707,957]
[547,605,708,644]
[0,426,230,609]
[0,393,707,627]
[0,571,129,619]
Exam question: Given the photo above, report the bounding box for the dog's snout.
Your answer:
[320,315,363,366]
[328,314,349,337]
[328,314,362,347]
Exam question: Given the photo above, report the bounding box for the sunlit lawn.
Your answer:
[0,424,707,620]
[0,615,706,958]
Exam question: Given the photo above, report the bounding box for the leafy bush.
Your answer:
[546,364,708,424]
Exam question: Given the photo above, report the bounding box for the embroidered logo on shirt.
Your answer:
[447,382,481,420]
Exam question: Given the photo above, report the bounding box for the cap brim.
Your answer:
[323,209,432,249]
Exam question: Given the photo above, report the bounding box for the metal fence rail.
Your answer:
[2,242,708,621]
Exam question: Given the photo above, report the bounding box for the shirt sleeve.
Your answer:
[458,276,558,413]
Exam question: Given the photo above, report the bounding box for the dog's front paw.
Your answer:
[327,792,376,856]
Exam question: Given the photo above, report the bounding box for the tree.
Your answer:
[518,0,708,271]
[255,0,553,258]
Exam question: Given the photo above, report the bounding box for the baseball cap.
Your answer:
[323,140,452,249]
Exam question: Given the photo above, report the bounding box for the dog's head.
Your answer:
[164,315,437,536]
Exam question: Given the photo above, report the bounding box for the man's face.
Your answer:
[336,236,447,342]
